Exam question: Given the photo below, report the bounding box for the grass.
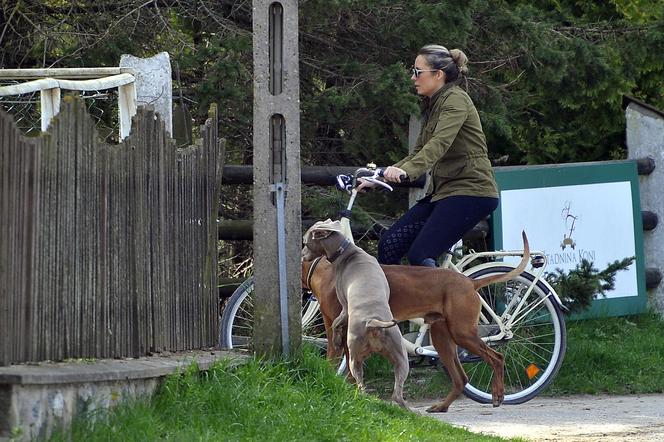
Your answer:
[49,348,512,442]
[547,311,664,395]
[48,312,664,440]
[364,311,664,399]
[361,354,453,399]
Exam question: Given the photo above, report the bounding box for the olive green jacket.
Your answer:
[395,83,498,202]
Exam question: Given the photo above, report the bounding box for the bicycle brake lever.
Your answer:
[359,176,393,192]
[354,168,376,180]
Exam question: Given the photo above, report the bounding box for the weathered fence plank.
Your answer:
[0,96,223,365]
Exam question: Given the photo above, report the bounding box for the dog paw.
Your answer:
[492,390,504,407]
[425,403,449,413]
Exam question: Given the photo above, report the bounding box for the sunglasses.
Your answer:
[411,67,440,78]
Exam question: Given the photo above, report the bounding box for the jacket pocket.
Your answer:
[434,156,468,179]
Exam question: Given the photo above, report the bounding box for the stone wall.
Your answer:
[626,98,664,315]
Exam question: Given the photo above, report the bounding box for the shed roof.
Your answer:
[624,95,664,120]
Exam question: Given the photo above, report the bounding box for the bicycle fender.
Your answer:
[463,262,567,312]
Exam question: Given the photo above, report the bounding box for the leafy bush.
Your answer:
[545,257,635,314]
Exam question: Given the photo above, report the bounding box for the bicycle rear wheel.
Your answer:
[462,266,566,404]
[220,276,328,352]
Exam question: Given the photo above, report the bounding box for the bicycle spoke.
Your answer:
[463,360,492,393]
[222,279,329,353]
[506,352,525,393]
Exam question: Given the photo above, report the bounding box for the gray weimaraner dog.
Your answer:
[303,219,409,409]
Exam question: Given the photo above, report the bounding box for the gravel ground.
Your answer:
[411,394,664,441]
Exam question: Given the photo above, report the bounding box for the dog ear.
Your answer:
[311,229,334,240]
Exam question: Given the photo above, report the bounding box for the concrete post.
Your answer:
[626,99,664,315]
[252,0,302,357]
[119,52,172,136]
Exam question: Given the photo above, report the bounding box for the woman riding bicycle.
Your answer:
[359,44,498,267]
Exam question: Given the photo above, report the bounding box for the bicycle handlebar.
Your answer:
[376,168,409,184]
[335,167,409,194]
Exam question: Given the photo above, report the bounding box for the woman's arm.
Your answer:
[398,93,469,180]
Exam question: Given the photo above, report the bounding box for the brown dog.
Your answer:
[302,231,530,412]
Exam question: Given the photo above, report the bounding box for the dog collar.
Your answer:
[327,238,351,263]
[305,256,323,290]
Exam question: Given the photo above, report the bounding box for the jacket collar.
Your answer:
[420,81,458,119]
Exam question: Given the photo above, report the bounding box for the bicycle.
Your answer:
[220,166,567,405]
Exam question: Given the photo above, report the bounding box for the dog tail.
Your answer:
[472,230,530,291]
[366,318,398,329]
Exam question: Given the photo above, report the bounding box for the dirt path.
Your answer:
[411,394,664,441]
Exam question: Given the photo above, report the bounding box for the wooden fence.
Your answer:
[0,96,224,365]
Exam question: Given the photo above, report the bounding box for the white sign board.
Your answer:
[500,182,638,298]
[494,161,646,317]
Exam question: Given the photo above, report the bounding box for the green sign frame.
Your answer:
[492,160,647,318]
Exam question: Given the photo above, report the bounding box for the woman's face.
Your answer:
[411,55,445,97]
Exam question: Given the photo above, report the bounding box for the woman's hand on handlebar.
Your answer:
[383,166,408,183]
[355,177,378,193]
[339,165,403,193]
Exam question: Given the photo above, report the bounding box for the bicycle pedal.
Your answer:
[457,347,482,363]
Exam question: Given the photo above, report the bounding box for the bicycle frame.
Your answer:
[401,252,551,357]
[334,167,561,358]
[457,251,546,341]
[339,187,359,243]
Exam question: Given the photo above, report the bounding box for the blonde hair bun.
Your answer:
[449,49,469,75]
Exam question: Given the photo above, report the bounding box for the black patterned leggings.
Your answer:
[377,195,499,266]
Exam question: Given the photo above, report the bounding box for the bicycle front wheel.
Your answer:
[219,276,328,352]
[462,266,567,405]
